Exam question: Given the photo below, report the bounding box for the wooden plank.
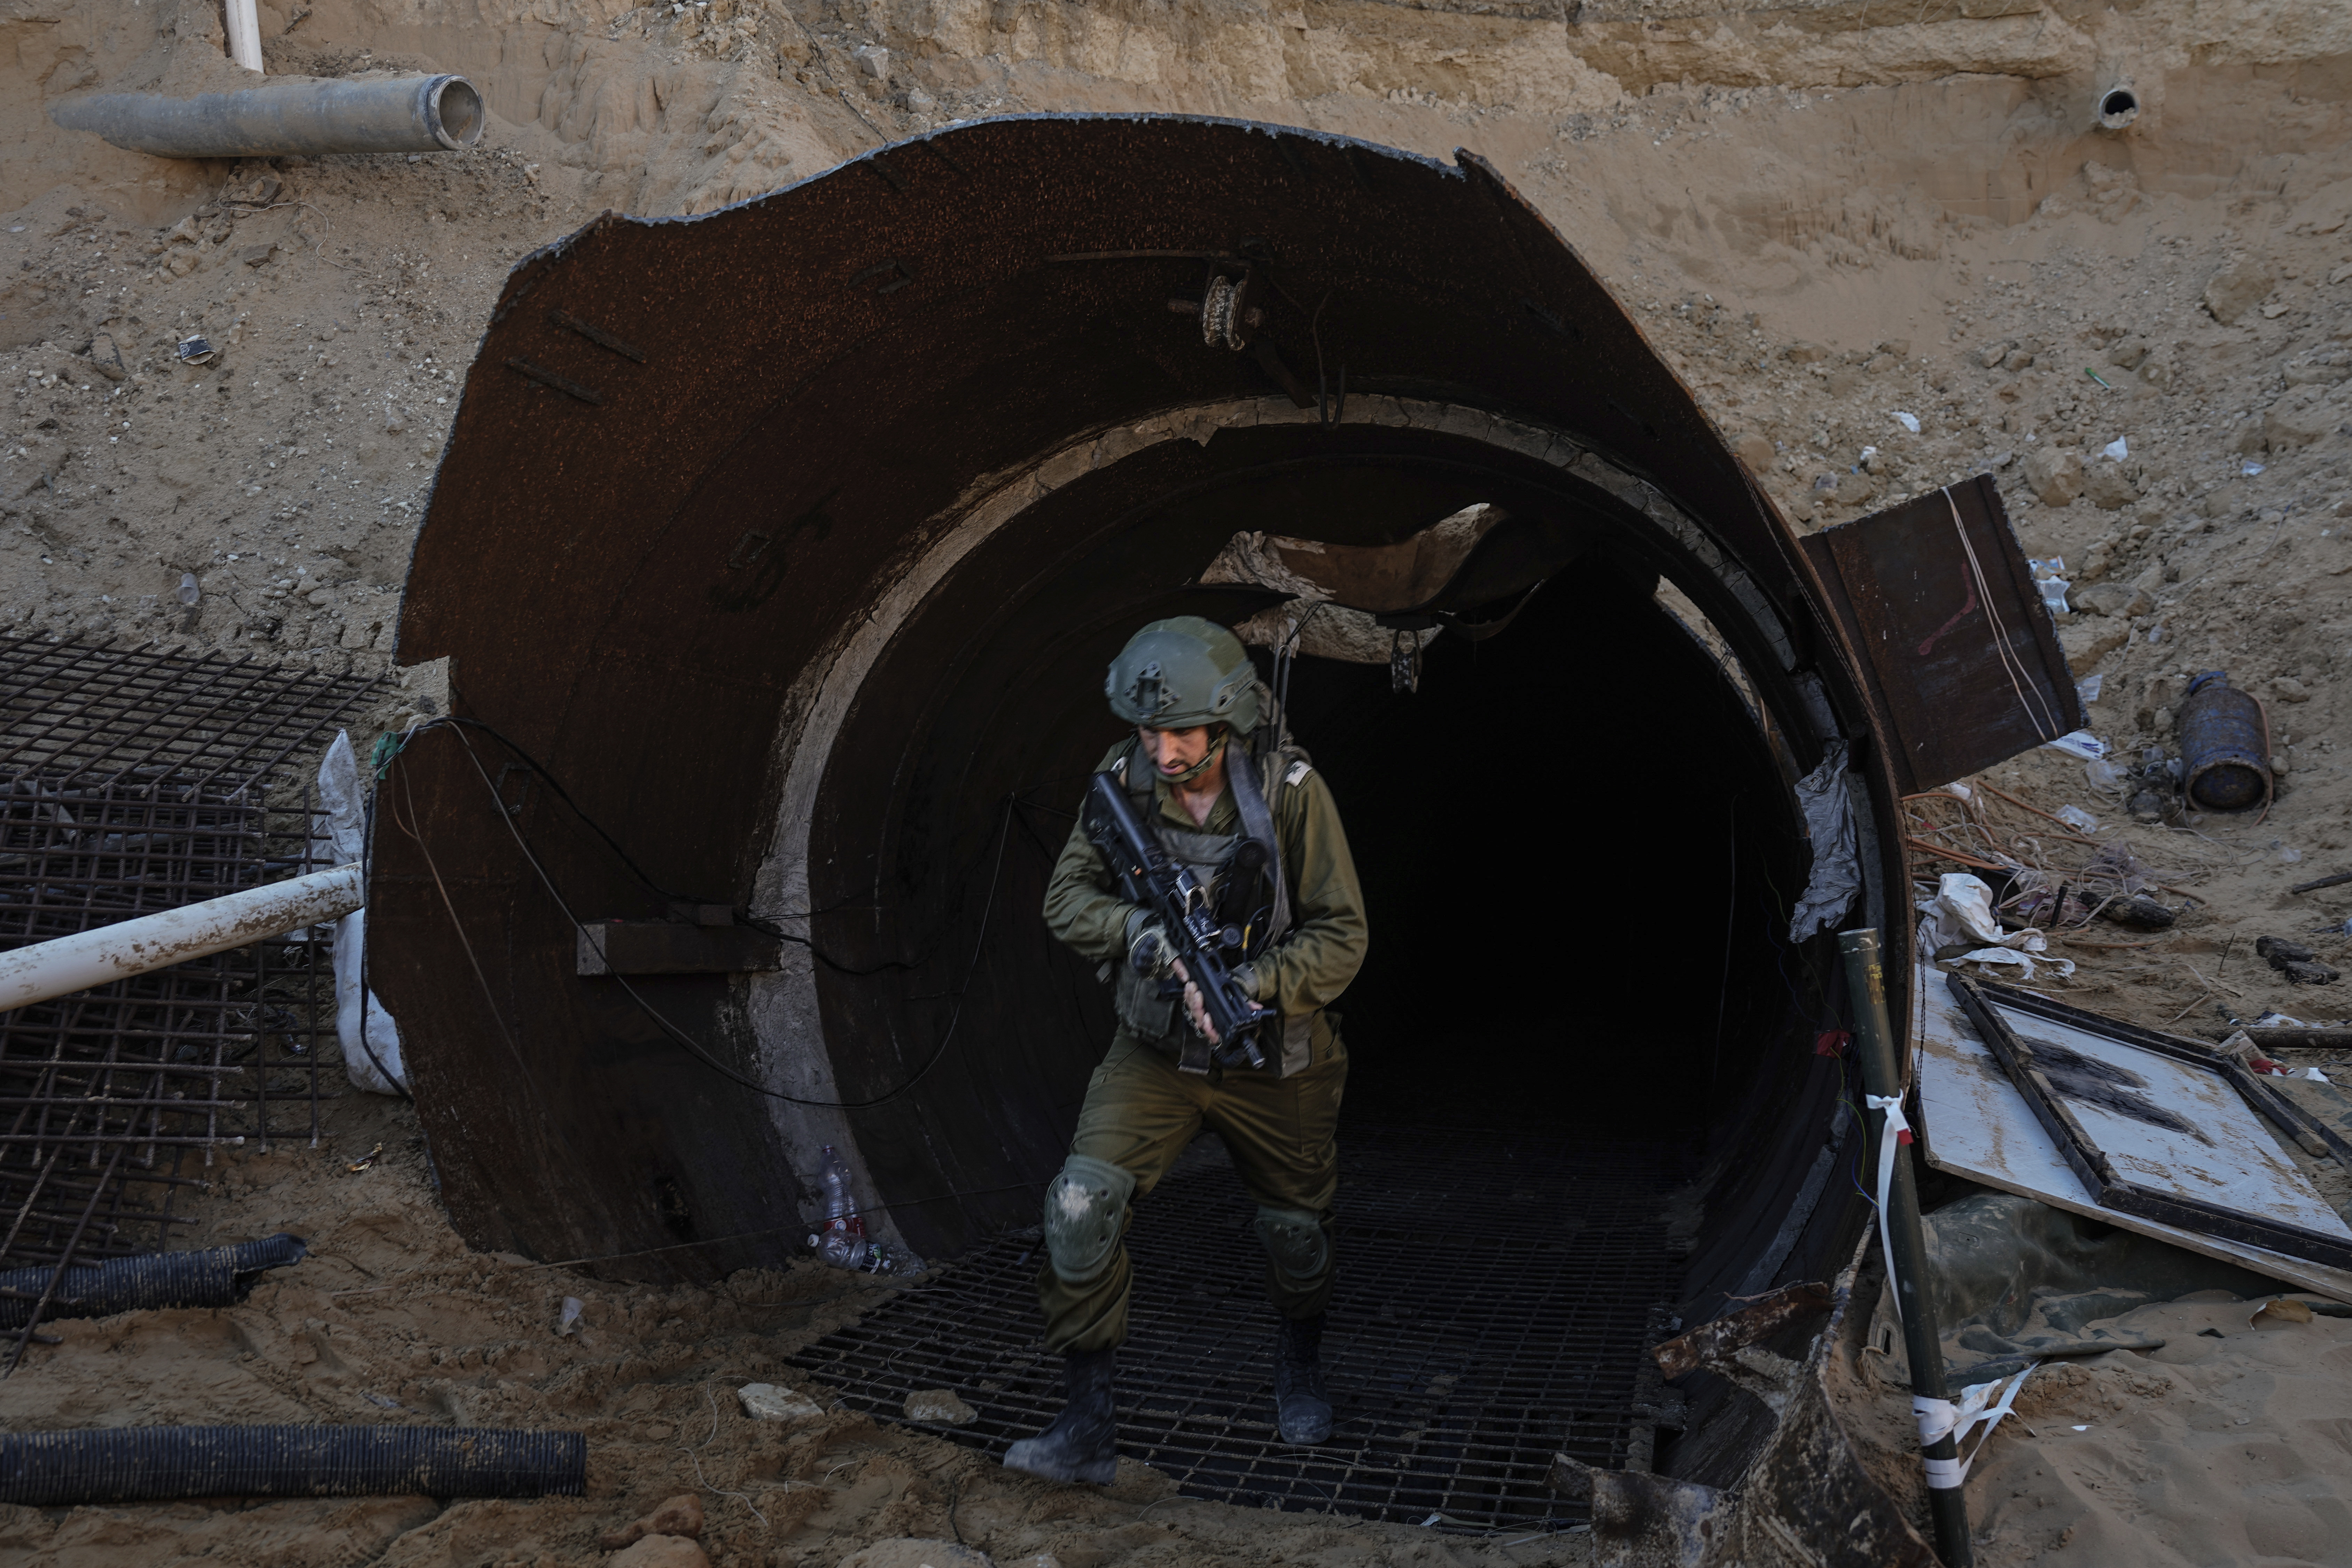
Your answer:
[1913,965,2352,1304]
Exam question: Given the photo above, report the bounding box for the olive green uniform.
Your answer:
[1037,739,1368,1354]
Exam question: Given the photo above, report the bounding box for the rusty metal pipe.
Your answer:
[48,75,483,160]
[0,863,362,1014]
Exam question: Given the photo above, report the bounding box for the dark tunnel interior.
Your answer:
[1279,568,1800,1138]
[805,422,1824,1265]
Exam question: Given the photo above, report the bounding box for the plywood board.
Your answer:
[1912,965,2352,1304]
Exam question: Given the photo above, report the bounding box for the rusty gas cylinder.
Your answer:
[2177,670,2269,811]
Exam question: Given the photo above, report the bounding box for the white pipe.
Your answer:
[226,0,264,73]
[0,863,364,1014]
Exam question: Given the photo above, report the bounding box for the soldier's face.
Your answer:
[1137,724,1214,777]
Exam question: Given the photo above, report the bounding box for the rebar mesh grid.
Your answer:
[0,639,376,794]
[789,1125,1682,1530]
[0,638,379,1273]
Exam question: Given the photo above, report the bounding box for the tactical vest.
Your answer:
[1108,733,1313,1072]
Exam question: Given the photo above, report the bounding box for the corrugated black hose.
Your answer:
[0,1233,309,1330]
[0,1425,585,1505]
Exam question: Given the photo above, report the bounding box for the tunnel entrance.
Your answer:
[381,114,2051,1525]
[792,409,1818,1252]
[769,409,1822,1518]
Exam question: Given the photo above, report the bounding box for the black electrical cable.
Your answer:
[380,717,926,978]
[387,759,603,1187]
[389,723,1020,1112]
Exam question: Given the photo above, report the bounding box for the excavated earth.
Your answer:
[5,0,2352,1564]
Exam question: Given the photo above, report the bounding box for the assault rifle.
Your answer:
[1081,771,1277,1069]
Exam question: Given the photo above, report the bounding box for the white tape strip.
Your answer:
[1923,1456,1964,1489]
[1866,1093,1910,1325]
[1912,1366,2037,1485]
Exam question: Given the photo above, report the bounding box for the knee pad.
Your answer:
[1043,1155,1136,1288]
[1253,1206,1331,1287]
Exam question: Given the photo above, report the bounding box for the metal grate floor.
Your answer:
[788,1124,1683,1530]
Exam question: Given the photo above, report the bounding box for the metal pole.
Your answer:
[1838,927,1973,1568]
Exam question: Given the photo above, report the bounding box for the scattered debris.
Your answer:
[838,1543,991,1568]
[2257,936,2340,986]
[2178,672,2271,812]
[902,1388,977,1425]
[174,335,216,366]
[1947,977,2352,1271]
[345,1142,383,1172]
[608,1534,710,1568]
[735,1383,826,1423]
[600,1492,704,1550]
[2250,1297,2314,1326]
[1653,1281,1834,1380]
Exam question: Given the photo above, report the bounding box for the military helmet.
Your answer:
[1105,616,1261,733]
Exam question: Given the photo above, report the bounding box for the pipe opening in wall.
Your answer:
[428,78,485,149]
[2097,87,2140,131]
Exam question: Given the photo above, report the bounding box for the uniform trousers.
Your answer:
[1037,1025,1347,1354]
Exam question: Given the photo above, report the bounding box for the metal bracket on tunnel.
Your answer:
[576,918,781,975]
[505,358,602,405]
[546,309,646,364]
[852,258,915,295]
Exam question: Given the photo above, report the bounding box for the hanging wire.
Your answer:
[375,721,1021,1111]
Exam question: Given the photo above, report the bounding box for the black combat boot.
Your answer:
[1003,1346,1119,1484]
[1274,1314,1333,1445]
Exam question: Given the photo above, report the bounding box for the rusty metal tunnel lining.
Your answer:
[380,114,1909,1507]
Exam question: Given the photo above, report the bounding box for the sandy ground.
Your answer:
[6,0,2352,1562]
[0,1098,1581,1568]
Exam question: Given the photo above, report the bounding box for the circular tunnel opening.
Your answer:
[800,410,1817,1241]
[777,405,1837,1507]
[386,115,1888,1518]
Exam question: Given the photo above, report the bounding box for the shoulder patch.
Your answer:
[1285,760,1312,787]
[1113,754,1127,782]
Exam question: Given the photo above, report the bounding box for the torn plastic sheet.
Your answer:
[1789,739,1860,942]
[2041,730,2108,761]
[1917,873,2075,979]
[1205,514,1483,666]
[1229,600,1436,664]
[318,730,408,1095]
[1947,945,2075,981]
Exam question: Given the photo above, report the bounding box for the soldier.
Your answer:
[1004,616,1369,1485]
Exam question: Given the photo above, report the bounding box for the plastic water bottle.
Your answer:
[815,1145,866,1268]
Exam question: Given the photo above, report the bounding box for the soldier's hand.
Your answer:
[1168,958,1220,1044]
[1128,919,1178,979]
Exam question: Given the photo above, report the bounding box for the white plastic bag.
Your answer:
[1916,873,2075,979]
[318,731,408,1095]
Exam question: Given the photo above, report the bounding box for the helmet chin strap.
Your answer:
[1152,728,1228,788]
